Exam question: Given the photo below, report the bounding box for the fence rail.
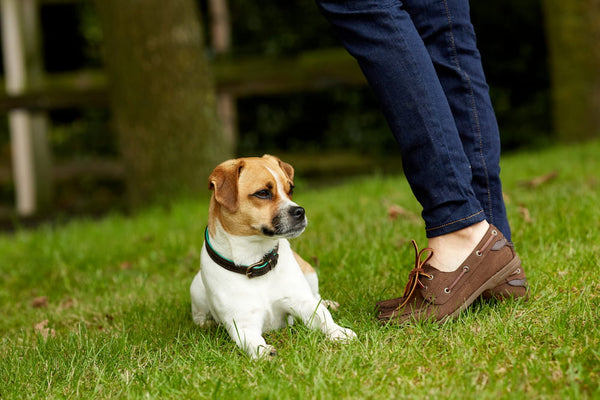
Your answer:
[0,49,365,112]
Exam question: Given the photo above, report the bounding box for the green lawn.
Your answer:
[1,140,599,399]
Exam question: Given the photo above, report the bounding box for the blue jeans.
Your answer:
[316,0,511,240]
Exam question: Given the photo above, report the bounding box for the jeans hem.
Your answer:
[425,209,486,238]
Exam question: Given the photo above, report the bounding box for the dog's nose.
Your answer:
[289,206,305,221]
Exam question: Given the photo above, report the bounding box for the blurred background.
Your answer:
[0,0,598,227]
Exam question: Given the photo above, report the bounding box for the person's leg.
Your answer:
[400,0,528,294]
[403,0,511,240]
[315,0,486,240]
[316,0,528,318]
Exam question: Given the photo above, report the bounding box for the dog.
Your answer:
[190,154,356,358]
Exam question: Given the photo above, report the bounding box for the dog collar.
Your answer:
[204,227,279,278]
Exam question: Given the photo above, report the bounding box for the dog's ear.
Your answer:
[278,159,294,181]
[261,154,294,181]
[208,160,244,212]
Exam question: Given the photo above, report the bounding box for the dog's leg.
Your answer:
[223,320,276,359]
[190,273,215,327]
[303,272,340,311]
[303,270,320,298]
[294,251,340,311]
[291,300,356,342]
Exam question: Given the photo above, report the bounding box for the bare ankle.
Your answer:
[427,221,489,272]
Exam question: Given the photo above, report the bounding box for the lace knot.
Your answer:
[398,240,433,309]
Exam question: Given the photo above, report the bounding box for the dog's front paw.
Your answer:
[322,299,340,311]
[192,313,216,328]
[255,344,278,359]
[328,327,356,341]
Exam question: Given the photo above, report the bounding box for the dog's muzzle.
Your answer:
[262,205,307,238]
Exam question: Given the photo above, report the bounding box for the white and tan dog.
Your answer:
[190,154,355,358]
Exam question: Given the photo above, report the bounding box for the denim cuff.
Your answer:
[425,210,487,238]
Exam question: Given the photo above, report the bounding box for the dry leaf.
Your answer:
[520,170,558,188]
[31,296,48,308]
[395,237,411,248]
[120,262,133,270]
[518,204,533,223]
[387,204,419,223]
[34,320,56,339]
[60,297,75,310]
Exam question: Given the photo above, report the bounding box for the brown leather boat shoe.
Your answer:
[377,225,523,324]
[377,264,529,318]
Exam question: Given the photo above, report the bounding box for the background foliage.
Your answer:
[1,0,550,158]
[0,0,550,217]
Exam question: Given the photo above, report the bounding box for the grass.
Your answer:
[1,140,600,399]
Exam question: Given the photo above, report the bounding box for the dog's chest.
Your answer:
[201,242,311,330]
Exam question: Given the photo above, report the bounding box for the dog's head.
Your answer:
[208,154,307,238]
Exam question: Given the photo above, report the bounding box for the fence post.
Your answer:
[208,0,237,149]
[1,0,52,216]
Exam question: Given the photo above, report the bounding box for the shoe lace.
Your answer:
[398,240,434,309]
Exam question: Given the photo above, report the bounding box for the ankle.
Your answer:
[427,221,489,272]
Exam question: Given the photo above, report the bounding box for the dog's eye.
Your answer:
[288,185,295,197]
[252,189,272,200]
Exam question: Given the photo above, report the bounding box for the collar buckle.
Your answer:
[245,253,277,278]
[245,265,260,278]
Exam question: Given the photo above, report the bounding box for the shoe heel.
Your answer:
[491,255,522,288]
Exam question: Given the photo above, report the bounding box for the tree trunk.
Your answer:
[94,0,231,207]
[542,0,600,142]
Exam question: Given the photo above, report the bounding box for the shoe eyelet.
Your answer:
[463,265,470,272]
[427,274,434,280]
[424,285,428,290]
[515,268,521,274]
[492,230,498,236]
[444,288,451,294]
[476,250,482,256]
